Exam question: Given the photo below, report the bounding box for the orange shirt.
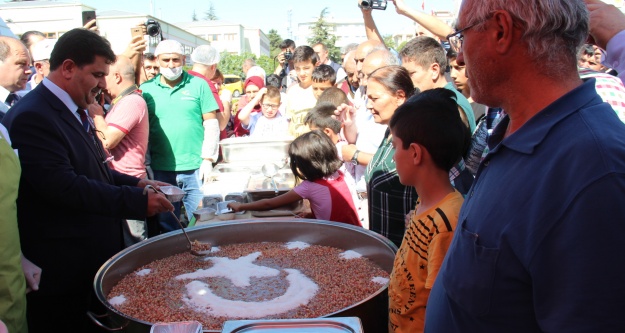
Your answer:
[388,190,464,333]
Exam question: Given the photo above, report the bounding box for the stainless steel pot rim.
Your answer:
[94,219,397,329]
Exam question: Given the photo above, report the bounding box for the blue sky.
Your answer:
[83,0,459,38]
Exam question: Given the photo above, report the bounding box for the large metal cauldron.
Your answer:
[92,219,397,333]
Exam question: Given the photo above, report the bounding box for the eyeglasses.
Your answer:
[446,15,492,53]
[262,103,279,109]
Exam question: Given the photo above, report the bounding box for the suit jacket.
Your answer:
[1,83,147,298]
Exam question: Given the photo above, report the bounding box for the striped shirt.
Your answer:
[365,129,418,247]
[388,190,464,333]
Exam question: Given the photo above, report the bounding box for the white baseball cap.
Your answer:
[31,39,57,62]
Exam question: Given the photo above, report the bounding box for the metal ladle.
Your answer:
[144,185,209,257]
[261,162,281,195]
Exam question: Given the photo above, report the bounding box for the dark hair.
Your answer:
[400,36,448,71]
[265,74,282,88]
[143,52,157,61]
[212,68,224,81]
[261,86,281,103]
[446,48,458,60]
[292,45,319,66]
[20,31,45,49]
[390,88,470,171]
[317,87,349,107]
[50,28,116,71]
[577,43,595,60]
[368,65,417,99]
[279,39,296,50]
[304,102,342,134]
[288,129,343,181]
[312,64,336,84]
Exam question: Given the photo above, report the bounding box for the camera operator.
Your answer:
[273,39,298,91]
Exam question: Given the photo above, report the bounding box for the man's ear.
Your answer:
[60,59,76,80]
[115,72,123,85]
[34,62,44,75]
[492,10,516,55]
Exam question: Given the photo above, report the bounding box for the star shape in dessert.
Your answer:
[176,252,279,287]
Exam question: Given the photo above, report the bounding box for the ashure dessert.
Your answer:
[108,241,389,330]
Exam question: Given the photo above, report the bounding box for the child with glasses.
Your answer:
[237,86,289,138]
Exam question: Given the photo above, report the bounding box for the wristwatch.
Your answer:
[351,150,360,166]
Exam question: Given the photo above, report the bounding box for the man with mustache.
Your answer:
[1,28,173,333]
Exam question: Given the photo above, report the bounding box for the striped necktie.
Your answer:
[76,108,90,132]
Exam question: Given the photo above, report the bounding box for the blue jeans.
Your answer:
[153,169,203,233]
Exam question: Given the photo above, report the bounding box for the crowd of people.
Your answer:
[2,0,625,332]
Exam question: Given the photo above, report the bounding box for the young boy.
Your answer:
[317,87,350,108]
[285,45,319,137]
[311,64,336,100]
[387,88,470,333]
[237,86,289,138]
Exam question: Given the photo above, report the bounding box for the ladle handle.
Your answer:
[169,210,194,249]
[144,185,194,251]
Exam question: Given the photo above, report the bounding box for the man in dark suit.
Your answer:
[1,28,174,333]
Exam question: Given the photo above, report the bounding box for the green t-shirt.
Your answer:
[141,71,219,171]
[444,82,476,133]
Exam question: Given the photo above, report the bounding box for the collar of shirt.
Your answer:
[490,79,601,156]
[0,85,11,106]
[41,77,82,124]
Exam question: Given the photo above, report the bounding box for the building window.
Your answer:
[45,32,57,38]
[207,34,219,42]
[224,33,236,41]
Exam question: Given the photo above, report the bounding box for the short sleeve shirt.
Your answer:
[141,72,219,171]
[105,93,149,178]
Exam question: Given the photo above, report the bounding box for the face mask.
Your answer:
[159,66,183,81]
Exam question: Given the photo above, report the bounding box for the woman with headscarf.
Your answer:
[233,76,265,137]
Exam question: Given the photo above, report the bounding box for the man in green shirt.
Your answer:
[141,40,220,232]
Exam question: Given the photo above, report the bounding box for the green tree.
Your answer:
[383,34,397,51]
[204,2,218,20]
[192,10,198,22]
[218,52,278,79]
[267,29,283,58]
[397,41,408,53]
[307,8,341,63]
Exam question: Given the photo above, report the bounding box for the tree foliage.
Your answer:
[307,7,341,63]
[204,2,218,20]
[383,34,397,51]
[218,52,278,79]
[192,10,198,22]
[267,29,283,58]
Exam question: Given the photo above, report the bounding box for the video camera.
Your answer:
[359,0,387,10]
[284,49,293,61]
[145,19,162,37]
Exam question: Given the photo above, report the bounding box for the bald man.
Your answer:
[88,55,150,246]
[343,50,359,96]
[353,40,384,85]
[0,37,32,120]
